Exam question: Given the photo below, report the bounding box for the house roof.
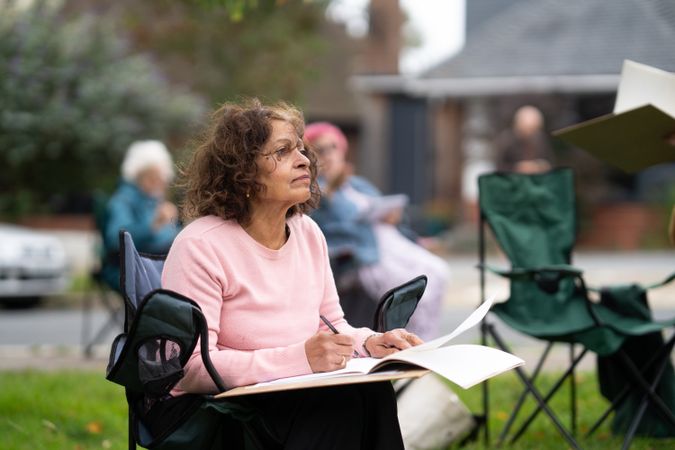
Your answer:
[420,0,675,94]
[353,0,675,97]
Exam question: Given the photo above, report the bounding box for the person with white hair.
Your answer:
[100,140,181,291]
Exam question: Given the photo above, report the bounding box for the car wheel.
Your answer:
[0,297,43,309]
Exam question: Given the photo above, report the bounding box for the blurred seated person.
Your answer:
[159,99,419,449]
[305,122,449,341]
[665,133,675,245]
[670,205,675,245]
[495,105,555,174]
[100,140,180,291]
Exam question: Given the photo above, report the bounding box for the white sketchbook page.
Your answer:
[371,344,524,390]
[407,295,495,353]
[614,60,675,117]
[249,359,391,388]
[361,194,409,222]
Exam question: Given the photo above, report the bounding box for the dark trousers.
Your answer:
[245,381,404,450]
[143,381,403,450]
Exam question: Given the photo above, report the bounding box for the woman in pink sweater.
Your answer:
[158,99,422,449]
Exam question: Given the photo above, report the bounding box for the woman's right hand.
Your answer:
[305,332,355,373]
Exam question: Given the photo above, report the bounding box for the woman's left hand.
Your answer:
[364,329,423,358]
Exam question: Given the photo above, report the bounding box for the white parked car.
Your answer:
[0,223,69,307]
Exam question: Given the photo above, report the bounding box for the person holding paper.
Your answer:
[159,99,422,449]
[305,122,449,340]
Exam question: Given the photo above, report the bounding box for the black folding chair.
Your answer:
[108,230,430,449]
[372,274,427,332]
[107,230,270,450]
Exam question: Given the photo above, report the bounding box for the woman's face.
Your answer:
[254,119,311,209]
[136,166,168,199]
[312,133,346,183]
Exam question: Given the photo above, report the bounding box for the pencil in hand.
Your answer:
[320,315,361,358]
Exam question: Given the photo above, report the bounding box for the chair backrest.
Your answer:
[478,168,576,268]
[372,275,428,332]
[478,169,595,342]
[119,230,166,317]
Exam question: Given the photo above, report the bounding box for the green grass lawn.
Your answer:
[451,370,675,450]
[0,369,673,449]
[0,370,127,450]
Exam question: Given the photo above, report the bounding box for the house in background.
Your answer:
[352,0,675,248]
[305,0,405,174]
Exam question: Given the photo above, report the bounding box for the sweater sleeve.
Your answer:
[162,235,311,394]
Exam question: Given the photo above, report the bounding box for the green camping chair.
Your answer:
[477,168,675,450]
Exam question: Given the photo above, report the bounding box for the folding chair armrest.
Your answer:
[193,309,228,393]
[477,263,583,280]
[475,263,518,278]
[646,271,675,290]
[587,270,675,294]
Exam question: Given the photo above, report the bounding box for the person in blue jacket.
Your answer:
[306,123,449,340]
[100,140,181,291]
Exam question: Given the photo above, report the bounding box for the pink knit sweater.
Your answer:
[161,214,374,394]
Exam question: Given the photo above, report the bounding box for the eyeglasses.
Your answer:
[262,139,308,162]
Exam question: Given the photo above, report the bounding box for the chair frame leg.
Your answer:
[621,354,672,450]
[82,282,123,357]
[583,333,675,450]
[496,338,554,444]
[487,325,582,450]
[509,346,588,444]
[570,343,577,437]
[128,404,136,450]
[83,308,123,357]
[615,345,675,427]
[478,211,490,445]
[586,333,675,438]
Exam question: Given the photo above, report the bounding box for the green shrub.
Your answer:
[0,2,204,216]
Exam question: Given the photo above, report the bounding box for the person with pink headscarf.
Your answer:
[306,122,449,340]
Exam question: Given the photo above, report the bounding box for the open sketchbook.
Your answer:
[215,297,524,398]
[553,60,675,172]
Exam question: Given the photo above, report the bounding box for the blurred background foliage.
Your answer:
[68,0,329,105]
[0,0,329,217]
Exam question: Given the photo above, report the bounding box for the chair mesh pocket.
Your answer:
[137,337,184,397]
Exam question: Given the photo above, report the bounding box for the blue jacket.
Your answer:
[100,180,180,291]
[311,176,381,267]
